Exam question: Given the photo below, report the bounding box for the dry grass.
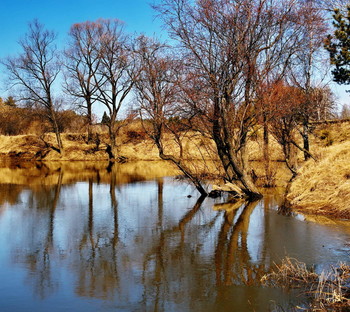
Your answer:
[313,122,350,147]
[261,257,319,288]
[0,123,219,162]
[261,257,350,311]
[287,141,350,219]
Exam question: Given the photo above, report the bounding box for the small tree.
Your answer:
[101,111,111,125]
[4,96,16,107]
[133,35,208,196]
[263,81,305,176]
[340,104,350,118]
[2,20,63,151]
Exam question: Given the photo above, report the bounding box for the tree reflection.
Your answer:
[74,171,120,300]
[214,200,267,286]
[140,183,219,311]
[2,169,290,311]
[0,184,23,214]
[18,168,63,299]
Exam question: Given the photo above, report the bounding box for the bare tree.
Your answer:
[340,104,350,119]
[2,20,63,151]
[287,0,329,160]
[155,0,302,198]
[94,19,135,160]
[312,0,348,12]
[133,35,208,196]
[64,21,101,142]
[310,86,336,121]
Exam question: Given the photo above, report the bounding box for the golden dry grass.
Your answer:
[0,128,219,162]
[287,140,350,218]
[261,257,350,311]
[0,119,287,162]
[313,121,350,147]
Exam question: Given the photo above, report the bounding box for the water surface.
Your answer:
[0,161,349,312]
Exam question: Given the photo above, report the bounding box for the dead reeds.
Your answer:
[261,257,350,311]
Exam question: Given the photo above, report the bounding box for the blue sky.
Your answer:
[0,0,163,97]
[0,0,162,61]
[0,0,348,111]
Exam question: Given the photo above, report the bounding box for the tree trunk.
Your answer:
[50,108,63,152]
[302,122,310,161]
[263,116,275,187]
[107,122,117,161]
[54,129,63,153]
[212,119,262,199]
[87,103,93,143]
[283,142,298,177]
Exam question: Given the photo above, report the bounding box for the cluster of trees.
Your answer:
[1,0,349,198]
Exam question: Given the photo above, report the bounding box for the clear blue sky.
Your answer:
[0,0,348,111]
[0,0,163,99]
[0,0,162,60]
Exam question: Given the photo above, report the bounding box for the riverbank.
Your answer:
[0,121,349,220]
[287,140,350,219]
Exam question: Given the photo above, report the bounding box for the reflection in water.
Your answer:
[12,169,64,299]
[215,201,265,287]
[0,162,349,312]
[75,173,121,300]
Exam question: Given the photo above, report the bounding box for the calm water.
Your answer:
[0,161,349,312]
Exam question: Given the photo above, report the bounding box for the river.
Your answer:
[0,161,349,311]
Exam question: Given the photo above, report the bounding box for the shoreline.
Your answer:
[0,131,349,221]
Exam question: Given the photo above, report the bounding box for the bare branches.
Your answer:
[2,19,63,151]
[92,19,135,155]
[133,35,208,196]
[153,0,306,197]
[64,21,101,109]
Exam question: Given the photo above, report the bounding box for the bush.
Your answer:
[318,129,333,146]
[0,107,32,135]
[125,130,147,142]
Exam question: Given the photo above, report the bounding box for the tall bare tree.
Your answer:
[94,19,135,160]
[155,0,302,198]
[2,20,63,151]
[64,21,102,142]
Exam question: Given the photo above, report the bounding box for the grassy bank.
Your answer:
[0,121,349,219]
[287,140,350,219]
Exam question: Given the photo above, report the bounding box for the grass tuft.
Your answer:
[261,257,350,311]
